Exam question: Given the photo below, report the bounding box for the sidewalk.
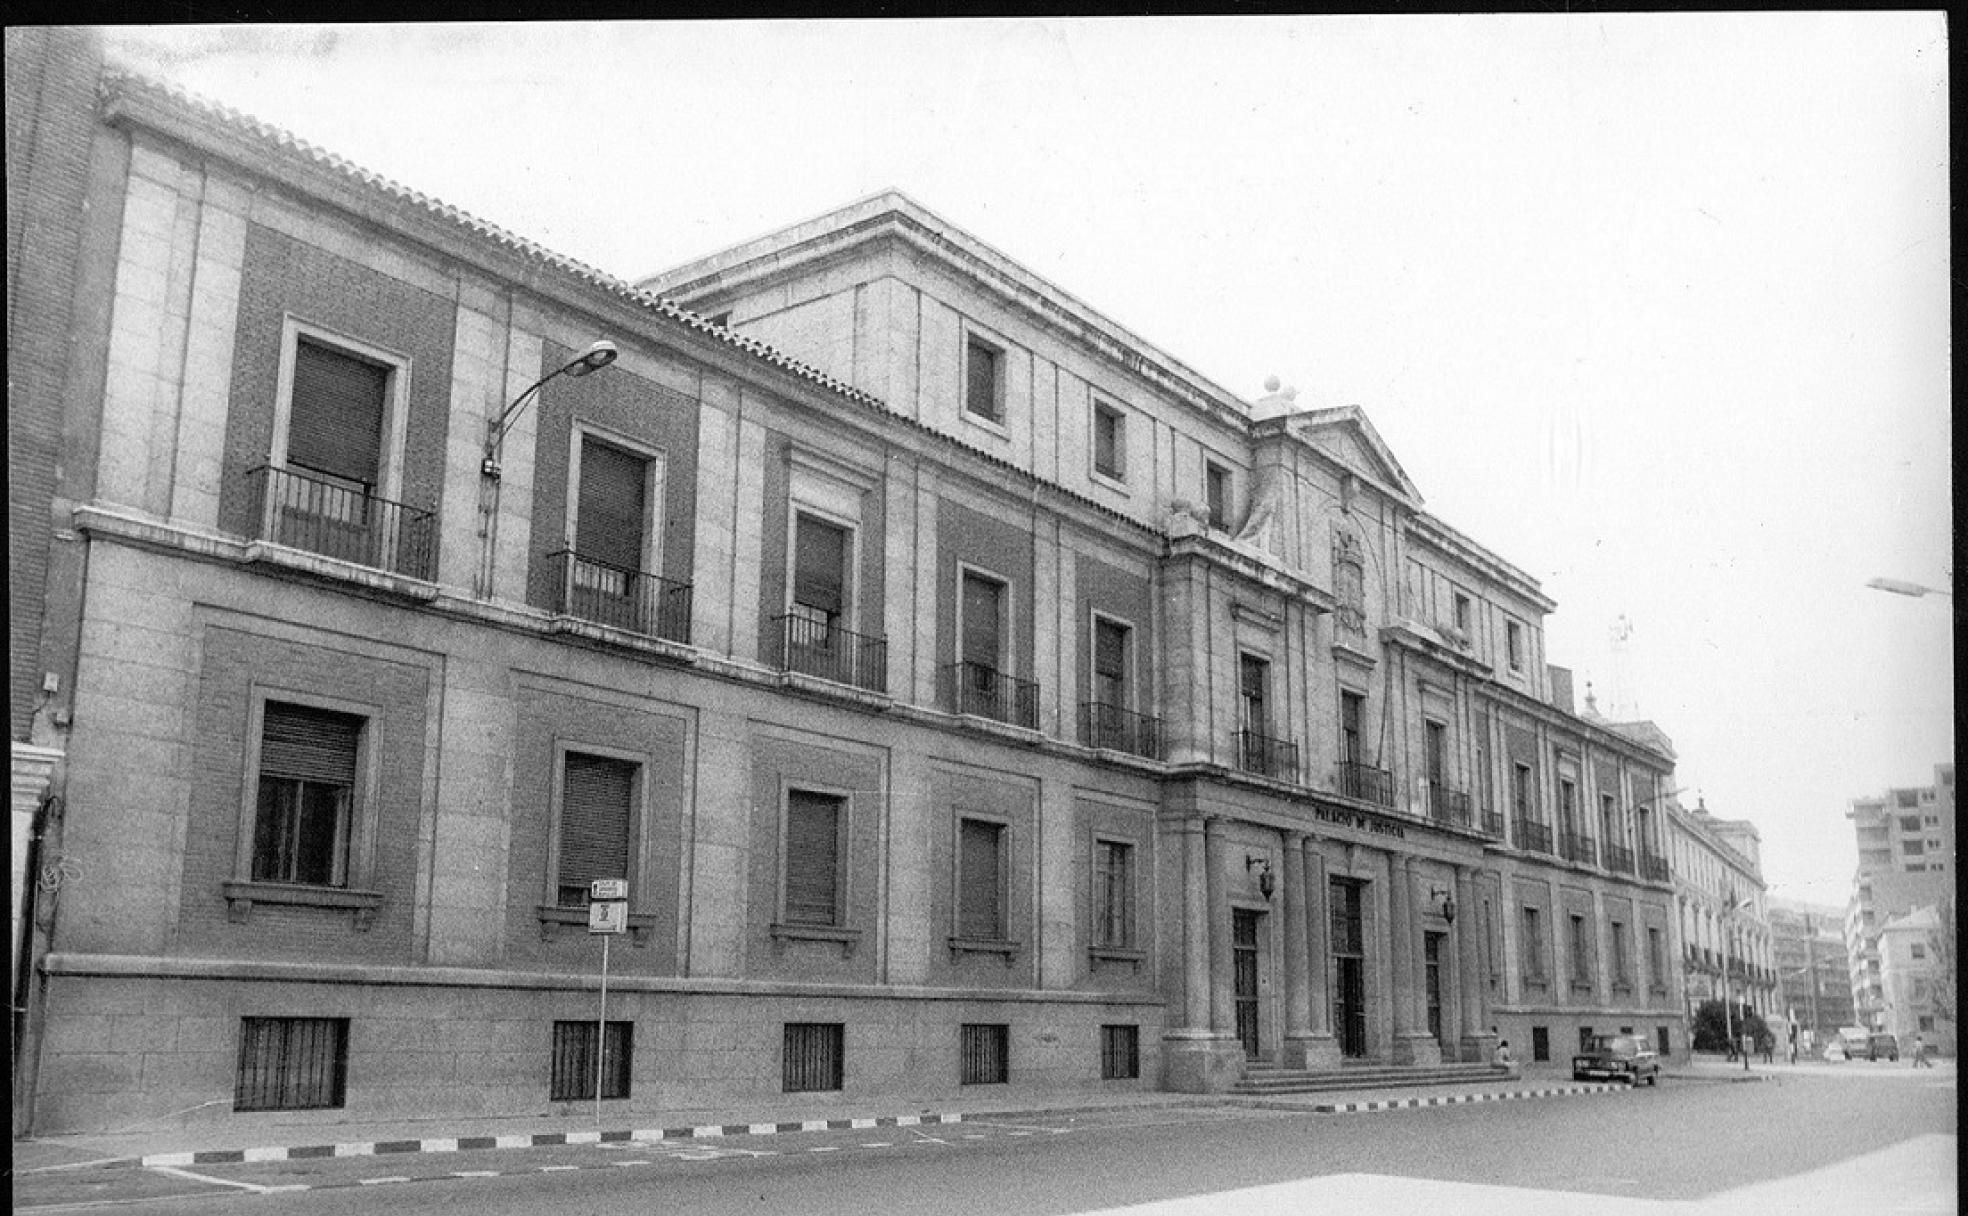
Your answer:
[17,1056,1863,1175]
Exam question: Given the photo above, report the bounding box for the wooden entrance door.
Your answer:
[1233,909,1261,1058]
[1331,878,1367,1057]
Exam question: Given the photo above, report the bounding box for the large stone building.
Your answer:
[1844,762,1955,1036]
[10,32,1688,1136]
[1766,898,1853,1046]
[1666,799,1776,1024]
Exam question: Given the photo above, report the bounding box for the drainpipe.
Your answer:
[11,788,64,1139]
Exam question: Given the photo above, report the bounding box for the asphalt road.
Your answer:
[17,1070,1955,1215]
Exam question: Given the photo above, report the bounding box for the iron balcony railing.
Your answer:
[1480,808,1506,839]
[1512,817,1554,854]
[1604,843,1637,875]
[1558,828,1598,867]
[248,465,435,580]
[1079,702,1164,760]
[1236,730,1299,782]
[1336,760,1394,807]
[770,613,887,693]
[552,550,692,644]
[1426,781,1472,827]
[1639,849,1671,882]
[942,662,1039,729]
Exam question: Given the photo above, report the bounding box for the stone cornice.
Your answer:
[1473,678,1676,770]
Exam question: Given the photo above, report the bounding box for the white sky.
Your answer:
[99,16,1953,906]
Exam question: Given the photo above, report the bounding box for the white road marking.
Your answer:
[612,1160,652,1167]
[356,1176,411,1185]
[451,1171,500,1178]
[808,1147,840,1153]
[538,1165,580,1172]
[147,1165,284,1194]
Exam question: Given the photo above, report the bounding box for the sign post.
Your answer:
[588,879,628,1127]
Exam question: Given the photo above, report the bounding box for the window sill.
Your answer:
[949,936,1021,966]
[771,922,863,957]
[223,881,383,931]
[1521,975,1548,990]
[1088,945,1146,972]
[1090,468,1130,495]
[961,409,1010,439]
[535,905,657,946]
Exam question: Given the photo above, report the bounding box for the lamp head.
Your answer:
[565,340,618,377]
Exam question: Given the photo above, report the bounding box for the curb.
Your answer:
[1243,1082,1620,1114]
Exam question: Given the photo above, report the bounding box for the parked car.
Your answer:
[1571,1033,1662,1085]
[1864,1033,1900,1062]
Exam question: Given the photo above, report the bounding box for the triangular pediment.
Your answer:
[1282,406,1422,505]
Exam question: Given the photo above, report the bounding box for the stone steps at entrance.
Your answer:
[1232,1062,1511,1094]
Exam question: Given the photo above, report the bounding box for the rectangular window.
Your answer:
[576,435,648,576]
[253,702,362,888]
[1100,1024,1140,1080]
[782,1023,844,1093]
[1092,839,1133,948]
[783,790,845,926]
[550,1020,632,1101]
[1531,1026,1549,1062]
[1569,914,1591,984]
[1657,1027,1671,1055]
[234,1017,348,1112]
[1240,655,1272,737]
[791,513,851,631]
[557,752,636,908]
[1899,815,1923,831]
[1512,763,1533,818]
[1578,1026,1595,1054]
[965,336,1003,422]
[1559,778,1578,831]
[1611,921,1629,985]
[1452,592,1472,633]
[1205,462,1232,530]
[1521,907,1545,979]
[1092,402,1126,480]
[1424,720,1447,784]
[960,570,1007,674]
[1339,690,1364,764]
[1506,620,1525,671]
[287,337,387,487]
[1601,794,1618,845]
[960,1023,1009,1085]
[1902,840,1926,856]
[1911,943,1927,959]
[1092,617,1131,709]
[957,817,1007,940]
[1647,927,1664,984]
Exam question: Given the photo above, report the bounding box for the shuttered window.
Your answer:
[792,514,849,621]
[1239,655,1269,736]
[235,1017,348,1111]
[783,790,843,926]
[253,702,362,887]
[957,818,1005,940]
[286,339,387,486]
[1340,690,1363,764]
[961,572,1004,672]
[558,753,635,907]
[576,437,647,573]
[1093,618,1129,708]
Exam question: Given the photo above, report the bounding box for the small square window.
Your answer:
[783,1023,845,1093]
[960,1023,1009,1085]
[965,336,1004,423]
[235,1017,348,1112]
[1092,402,1126,480]
[1100,1024,1139,1080]
[551,1020,632,1101]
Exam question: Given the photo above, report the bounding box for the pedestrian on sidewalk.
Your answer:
[1911,1034,1932,1068]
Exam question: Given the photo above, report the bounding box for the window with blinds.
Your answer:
[1239,654,1270,736]
[235,1017,348,1111]
[287,339,387,487]
[557,753,636,908]
[791,514,849,629]
[1093,839,1132,948]
[961,572,1005,673]
[782,1023,844,1093]
[575,436,648,578]
[253,702,362,887]
[550,1020,632,1101]
[1092,618,1129,708]
[956,818,1006,940]
[1339,689,1363,764]
[783,790,843,926]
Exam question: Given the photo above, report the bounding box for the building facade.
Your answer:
[1876,905,1953,1056]
[1844,763,1955,1036]
[12,35,1687,1136]
[1767,899,1853,1047]
[1667,800,1776,1025]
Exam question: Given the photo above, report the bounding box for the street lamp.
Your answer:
[1865,576,1951,599]
[481,339,619,480]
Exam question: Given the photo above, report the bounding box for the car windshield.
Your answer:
[1590,1036,1636,1055]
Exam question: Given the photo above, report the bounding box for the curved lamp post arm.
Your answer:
[481,340,618,479]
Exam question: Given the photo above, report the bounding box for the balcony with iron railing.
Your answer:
[1079,702,1164,760]
[551,550,692,644]
[770,613,887,693]
[1639,849,1671,882]
[1426,781,1472,828]
[941,662,1039,730]
[1604,843,1636,875]
[1512,817,1554,855]
[1557,828,1598,867]
[1480,808,1506,838]
[247,465,435,581]
[1236,731,1299,783]
[1336,760,1394,807]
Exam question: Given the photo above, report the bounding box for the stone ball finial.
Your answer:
[1263,375,1281,392]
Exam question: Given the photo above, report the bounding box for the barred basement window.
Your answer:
[1530,1026,1549,1062]
[1100,1024,1139,1080]
[782,1023,845,1093]
[551,1020,632,1101]
[235,1017,348,1112]
[960,1023,1009,1085]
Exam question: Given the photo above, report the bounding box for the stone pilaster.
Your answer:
[1162,815,1242,1092]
